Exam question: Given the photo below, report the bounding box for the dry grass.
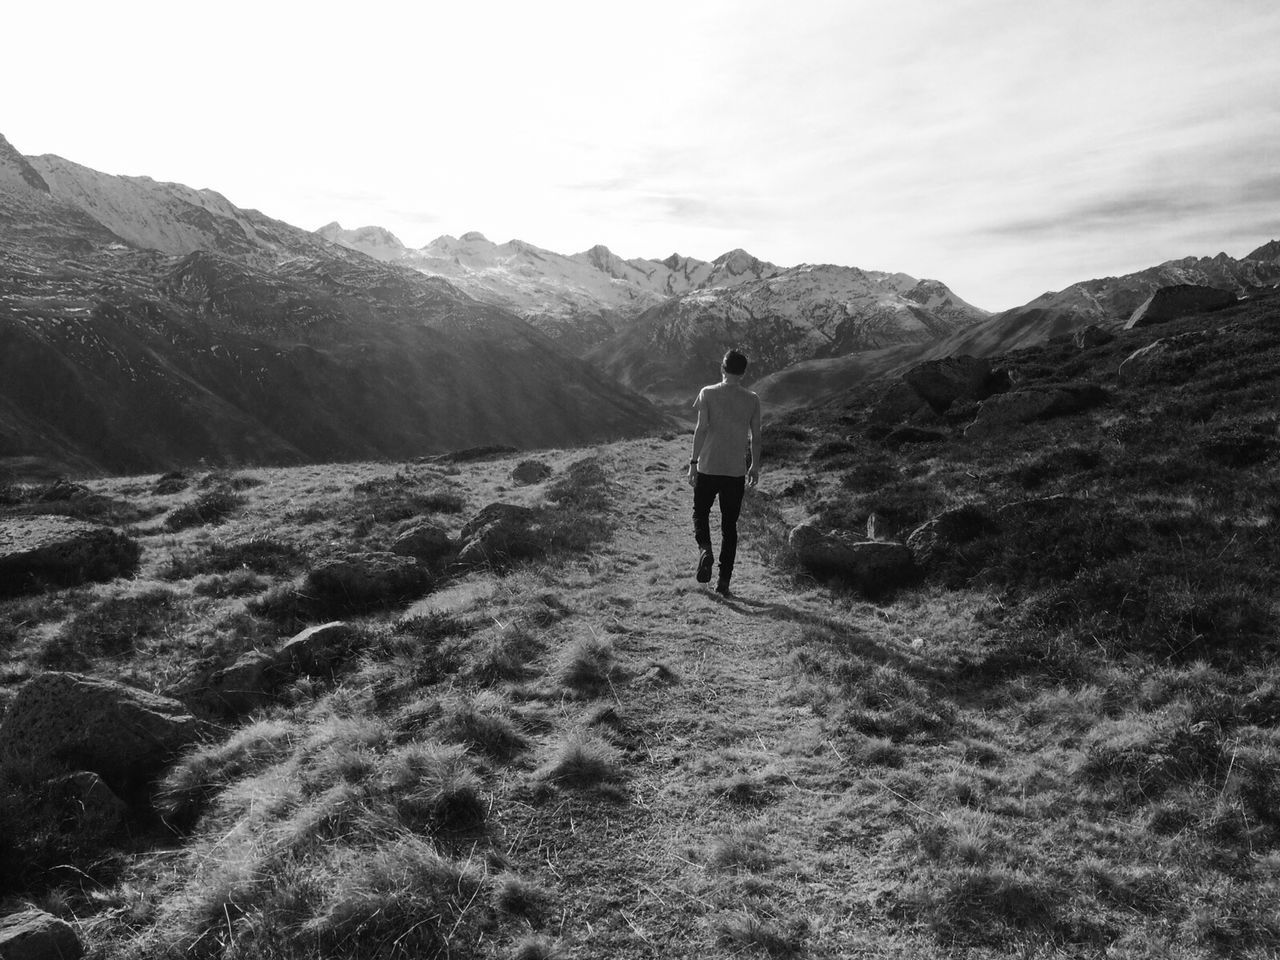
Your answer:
[534,731,624,789]
[3,309,1278,959]
[555,632,623,696]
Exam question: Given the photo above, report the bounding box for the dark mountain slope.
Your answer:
[0,136,670,475]
[757,248,1280,408]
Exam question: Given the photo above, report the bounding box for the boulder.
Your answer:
[511,460,553,485]
[0,672,201,798]
[1073,324,1116,349]
[186,649,278,715]
[1124,284,1236,329]
[868,380,931,425]
[0,909,83,960]
[1117,339,1169,386]
[458,503,544,565]
[459,503,538,541]
[272,621,358,676]
[304,553,430,610]
[907,504,999,568]
[964,382,1107,438]
[390,521,453,562]
[788,522,914,592]
[0,517,140,597]
[902,356,997,413]
[49,770,129,832]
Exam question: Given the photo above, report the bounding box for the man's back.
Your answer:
[694,381,759,477]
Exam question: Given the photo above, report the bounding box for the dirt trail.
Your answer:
[500,436,923,959]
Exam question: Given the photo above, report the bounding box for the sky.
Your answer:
[3,0,1278,310]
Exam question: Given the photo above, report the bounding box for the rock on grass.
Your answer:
[0,672,202,800]
[0,516,140,597]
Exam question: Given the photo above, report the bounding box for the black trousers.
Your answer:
[693,473,746,580]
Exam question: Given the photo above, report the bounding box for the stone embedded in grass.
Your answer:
[787,521,915,593]
[1125,283,1237,329]
[1073,323,1115,349]
[903,355,1004,414]
[869,379,934,425]
[963,381,1107,438]
[272,621,359,677]
[1117,339,1170,385]
[457,502,544,565]
[0,671,202,801]
[0,909,84,960]
[186,649,278,716]
[305,552,431,611]
[0,516,141,597]
[906,504,998,570]
[390,520,454,562]
[511,459,553,485]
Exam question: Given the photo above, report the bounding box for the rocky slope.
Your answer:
[319,225,783,353]
[320,223,989,376]
[588,265,988,404]
[756,243,1280,408]
[0,135,670,476]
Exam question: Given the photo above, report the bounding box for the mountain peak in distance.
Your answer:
[0,132,51,194]
[1246,239,1280,262]
[315,222,406,262]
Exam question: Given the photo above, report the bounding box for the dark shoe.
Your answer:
[715,579,732,597]
[696,550,714,583]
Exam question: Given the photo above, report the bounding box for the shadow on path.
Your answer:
[709,590,950,684]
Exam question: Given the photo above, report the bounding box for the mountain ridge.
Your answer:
[0,134,672,476]
[755,244,1280,408]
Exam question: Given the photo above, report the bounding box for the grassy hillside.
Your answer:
[0,292,1277,958]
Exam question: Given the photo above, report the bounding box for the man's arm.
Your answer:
[688,394,709,487]
[747,394,762,486]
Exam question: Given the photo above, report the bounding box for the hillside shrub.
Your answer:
[163,536,305,580]
[41,588,184,663]
[164,490,243,531]
[544,457,609,509]
[840,457,897,492]
[764,422,812,464]
[350,473,467,525]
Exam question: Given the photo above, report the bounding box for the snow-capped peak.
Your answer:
[315,222,406,262]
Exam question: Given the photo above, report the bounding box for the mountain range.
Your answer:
[318,223,991,402]
[0,135,666,475]
[753,242,1280,407]
[3,129,1278,473]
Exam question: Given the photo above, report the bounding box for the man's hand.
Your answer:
[687,464,698,488]
[747,467,760,487]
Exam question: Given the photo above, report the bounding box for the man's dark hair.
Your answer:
[722,349,748,376]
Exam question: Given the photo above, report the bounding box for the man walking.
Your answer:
[687,349,761,596]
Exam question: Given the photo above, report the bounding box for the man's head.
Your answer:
[722,349,748,377]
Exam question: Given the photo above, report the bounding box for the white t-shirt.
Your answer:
[693,382,759,477]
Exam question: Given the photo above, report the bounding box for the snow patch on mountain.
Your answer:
[316,222,407,261]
